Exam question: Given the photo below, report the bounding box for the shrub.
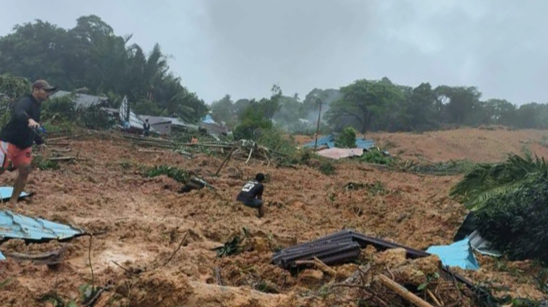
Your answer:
[450,153,548,262]
[334,126,356,148]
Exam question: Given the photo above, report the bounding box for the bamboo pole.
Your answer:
[376,275,434,307]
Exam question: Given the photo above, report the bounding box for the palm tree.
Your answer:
[450,153,548,262]
[450,153,548,211]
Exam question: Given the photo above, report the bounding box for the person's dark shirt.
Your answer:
[237,180,264,201]
[0,95,44,149]
[143,122,150,131]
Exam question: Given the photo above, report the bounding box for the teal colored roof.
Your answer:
[302,135,375,149]
[0,187,30,201]
[0,210,83,245]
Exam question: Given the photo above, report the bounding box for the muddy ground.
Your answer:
[0,129,547,306]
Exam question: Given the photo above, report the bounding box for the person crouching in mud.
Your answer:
[237,173,266,218]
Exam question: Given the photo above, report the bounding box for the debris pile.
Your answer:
[272,230,428,269]
[271,230,496,306]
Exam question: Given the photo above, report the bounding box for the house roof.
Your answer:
[302,135,375,149]
[50,90,107,108]
[139,115,187,127]
[317,148,365,160]
[202,122,228,135]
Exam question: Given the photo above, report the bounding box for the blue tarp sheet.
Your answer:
[0,187,30,202]
[0,210,83,243]
[426,238,480,270]
[0,251,4,261]
[303,135,375,149]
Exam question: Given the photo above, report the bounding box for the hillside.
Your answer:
[0,130,545,306]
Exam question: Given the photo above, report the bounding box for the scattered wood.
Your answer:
[47,142,70,146]
[138,149,167,154]
[215,266,223,285]
[47,136,70,142]
[50,148,71,153]
[376,274,434,307]
[3,246,67,265]
[427,289,442,307]
[342,263,371,284]
[84,285,112,307]
[49,156,75,161]
[215,146,236,175]
[294,257,337,277]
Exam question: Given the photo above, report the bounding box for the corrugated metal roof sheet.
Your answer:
[317,148,365,160]
[0,187,30,202]
[202,122,228,135]
[0,210,83,242]
[468,230,502,257]
[119,96,147,130]
[303,135,334,148]
[50,91,107,108]
[303,135,375,149]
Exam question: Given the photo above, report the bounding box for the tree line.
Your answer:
[0,15,208,123]
[2,15,547,135]
[212,77,548,137]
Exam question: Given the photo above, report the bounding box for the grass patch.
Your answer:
[404,159,475,175]
[319,160,335,175]
[144,165,189,183]
[361,149,393,165]
[32,155,60,171]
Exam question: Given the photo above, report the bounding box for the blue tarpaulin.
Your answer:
[0,210,83,243]
[0,187,30,202]
[426,238,480,270]
[303,135,375,149]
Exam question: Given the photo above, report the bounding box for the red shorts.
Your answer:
[0,142,32,171]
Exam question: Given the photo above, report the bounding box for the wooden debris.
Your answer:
[215,146,236,175]
[47,142,70,146]
[215,266,223,285]
[294,257,337,277]
[50,148,71,153]
[138,149,167,154]
[3,246,67,265]
[376,274,434,307]
[342,263,371,284]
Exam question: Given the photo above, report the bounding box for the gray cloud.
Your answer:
[1,0,548,104]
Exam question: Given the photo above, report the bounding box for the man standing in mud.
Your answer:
[237,173,266,218]
[143,119,150,136]
[0,80,55,207]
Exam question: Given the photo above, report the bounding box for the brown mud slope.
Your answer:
[297,128,548,162]
[0,136,545,306]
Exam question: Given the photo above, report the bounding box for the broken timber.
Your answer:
[271,229,489,300]
[2,246,67,265]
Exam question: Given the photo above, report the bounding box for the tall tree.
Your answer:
[0,15,208,123]
[326,78,403,133]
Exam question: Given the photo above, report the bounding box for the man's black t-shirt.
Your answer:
[0,95,44,149]
[237,180,264,201]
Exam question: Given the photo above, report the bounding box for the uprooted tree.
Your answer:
[450,153,548,262]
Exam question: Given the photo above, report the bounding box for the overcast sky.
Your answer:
[1,0,547,105]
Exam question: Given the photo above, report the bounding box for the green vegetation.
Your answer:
[450,154,548,262]
[144,165,189,183]
[0,16,208,122]
[334,127,356,148]
[361,149,393,165]
[2,15,548,135]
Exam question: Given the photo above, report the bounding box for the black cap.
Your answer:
[255,173,265,182]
